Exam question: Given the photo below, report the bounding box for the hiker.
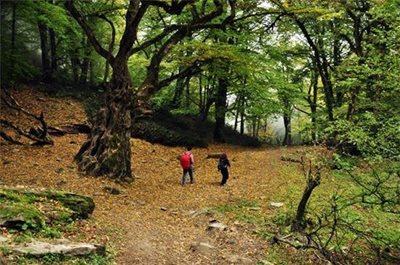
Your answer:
[180,146,194,186]
[218,153,231,186]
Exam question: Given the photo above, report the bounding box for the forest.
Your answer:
[0,0,399,264]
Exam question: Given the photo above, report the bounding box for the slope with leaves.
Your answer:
[0,86,319,264]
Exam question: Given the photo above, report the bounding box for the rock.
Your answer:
[13,240,105,257]
[249,207,261,211]
[190,240,215,255]
[0,216,26,230]
[2,189,96,219]
[103,186,121,195]
[44,191,95,219]
[56,157,62,162]
[160,207,167,211]
[270,202,284,208]
[207,220,227,231]
[259,261,275,265]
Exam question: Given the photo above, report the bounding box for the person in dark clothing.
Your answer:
[217,153,231,186]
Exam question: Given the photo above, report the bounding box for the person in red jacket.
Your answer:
[180,146,194,186]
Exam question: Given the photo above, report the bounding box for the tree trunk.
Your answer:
[10,1,17,81]
[234,97,240,131]
[71,55,80,84]
[170,69,186,109]
[75,59,133,182]
[291,165,321,232]
[308,64,318,143]
[240,99,245,135]
[199,98,214,122]
[199,74,216,121]
[49,27,57,72]
[282,114,292,146]
[38,21,51,81]
[213,77,228,142]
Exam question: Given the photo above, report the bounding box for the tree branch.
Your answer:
[144,0,195,15]
[65,0,115,64]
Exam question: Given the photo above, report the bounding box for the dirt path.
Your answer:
[0,88,305,264]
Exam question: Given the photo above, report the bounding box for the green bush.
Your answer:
[329,114,400,159]
[132,120,208,147]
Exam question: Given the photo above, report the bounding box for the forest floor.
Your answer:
[0,86,320,264]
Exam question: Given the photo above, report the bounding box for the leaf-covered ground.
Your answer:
[0,87,315,264]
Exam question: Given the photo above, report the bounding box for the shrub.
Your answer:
[132,120,208,147]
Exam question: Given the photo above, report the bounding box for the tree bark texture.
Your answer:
[75,61,133,182]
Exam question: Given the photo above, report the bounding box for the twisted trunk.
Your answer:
[75,58,133,182]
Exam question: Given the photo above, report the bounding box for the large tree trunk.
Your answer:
[75,59,133,182]
[38,21,51,82]
[49,27,57,73]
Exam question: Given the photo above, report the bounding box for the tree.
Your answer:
[65,0,236,182]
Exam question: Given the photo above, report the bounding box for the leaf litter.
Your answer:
[0,86,316,264]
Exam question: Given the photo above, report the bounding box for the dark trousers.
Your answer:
[220,168,229,185]
[182,167,194,185]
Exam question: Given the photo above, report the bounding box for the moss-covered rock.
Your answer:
[0,203,45,230]
[41,191,94,219]
[0,188,95,222]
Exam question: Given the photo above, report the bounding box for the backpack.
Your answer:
[180,151,191,169]
[217,159,226,170]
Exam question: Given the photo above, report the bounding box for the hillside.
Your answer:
[0,86,325,264]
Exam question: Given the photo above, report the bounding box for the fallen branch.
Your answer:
[0,88,53,145]
[206,153,224,159]
[0,119,53,145]
[48,124,91,136]
[0,130,23,145]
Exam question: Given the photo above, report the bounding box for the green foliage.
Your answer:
[330,115,400,159]
[272,211,293,227]
[16,253,113,265]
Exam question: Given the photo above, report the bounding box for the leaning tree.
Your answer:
[65,0,236,182]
